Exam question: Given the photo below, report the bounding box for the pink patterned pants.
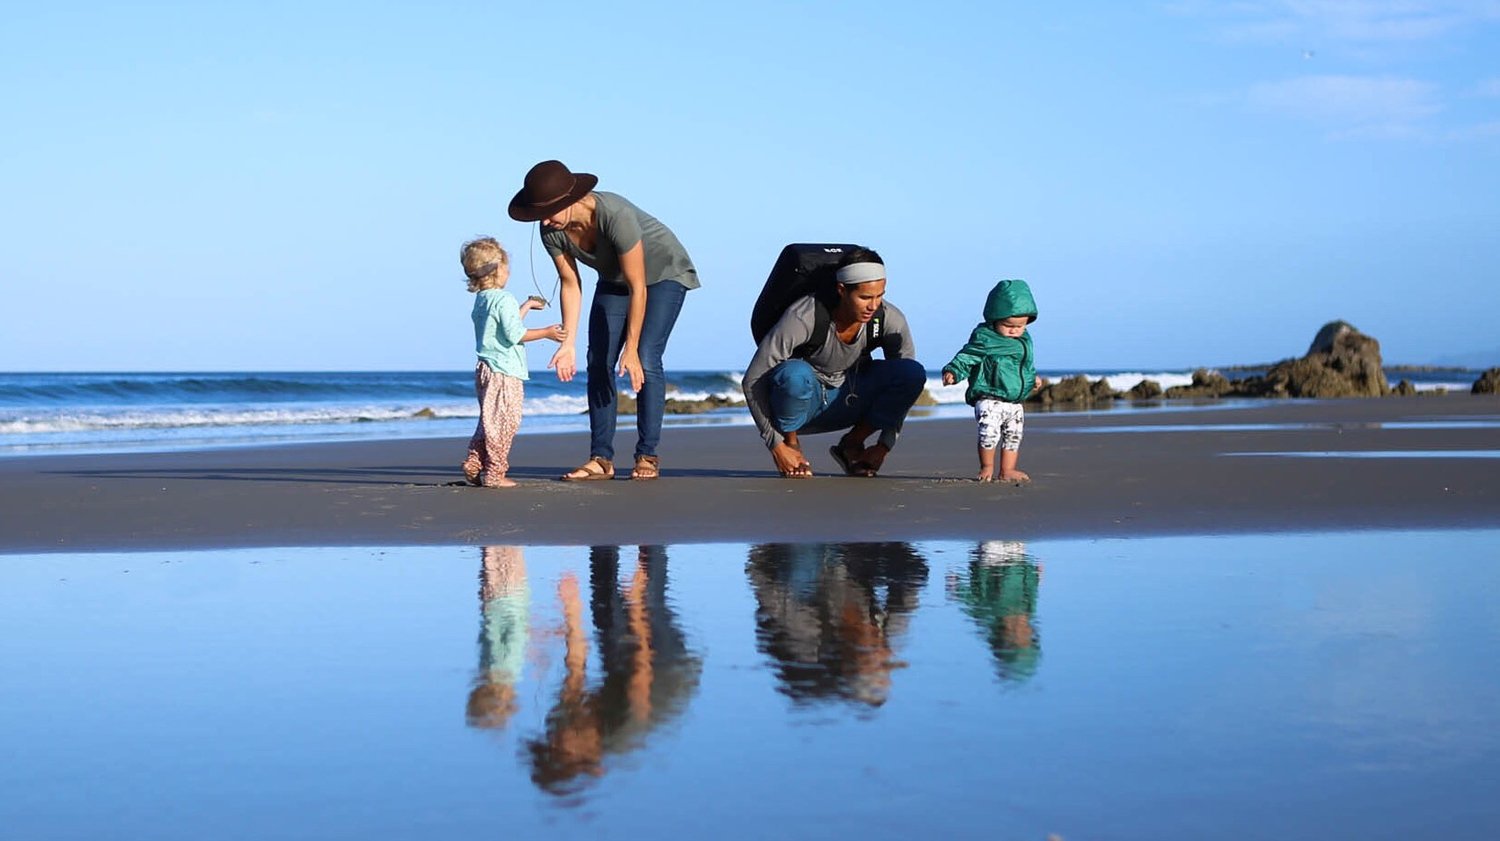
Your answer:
[464,363,524,487]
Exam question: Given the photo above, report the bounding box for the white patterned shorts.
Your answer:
[975,399,1025,451]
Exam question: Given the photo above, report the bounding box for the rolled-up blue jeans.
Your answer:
[587,279,688,461]
[768,357,927,448]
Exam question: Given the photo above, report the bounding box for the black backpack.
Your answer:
[750,243,888,359]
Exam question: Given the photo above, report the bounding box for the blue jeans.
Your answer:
[587,279,688,461]
[768,358,927,447]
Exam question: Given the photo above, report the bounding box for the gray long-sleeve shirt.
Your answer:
[741,295,918,450]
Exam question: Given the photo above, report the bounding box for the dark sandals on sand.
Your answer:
[829,444,879,478]
[631,455,660,481]
[561,456,614,481]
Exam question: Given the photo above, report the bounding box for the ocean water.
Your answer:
[0,367,1478,457]
[2,532,1497,839]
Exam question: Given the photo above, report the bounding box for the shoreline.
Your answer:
[2,395,1497,554]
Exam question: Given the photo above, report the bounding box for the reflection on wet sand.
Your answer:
[948,541,1042,683]
[467,545,529,729]
[747,542,929,707]
[466,545,702,797]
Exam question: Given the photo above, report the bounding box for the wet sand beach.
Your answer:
[3,395,1496,553]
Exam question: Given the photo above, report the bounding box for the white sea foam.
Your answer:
[1096,371,1198,392]
[923,371,1199,403]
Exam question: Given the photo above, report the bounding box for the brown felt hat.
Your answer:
[507,160,598,222]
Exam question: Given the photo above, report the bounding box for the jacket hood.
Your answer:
[983,279,1038,324]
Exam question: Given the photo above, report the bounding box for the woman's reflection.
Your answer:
[946,540,1042,683]
[525,545,703,795]
[467,545,530,730]
[747,542,928,708]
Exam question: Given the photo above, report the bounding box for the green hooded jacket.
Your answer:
[942,279,1038,405]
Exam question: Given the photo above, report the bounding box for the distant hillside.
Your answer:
[1431,348,1500,369]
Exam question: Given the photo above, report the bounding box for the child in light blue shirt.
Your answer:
[461,237,564,487]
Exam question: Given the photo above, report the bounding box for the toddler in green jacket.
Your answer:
[941,279,1040,483]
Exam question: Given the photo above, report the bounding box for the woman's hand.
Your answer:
[617,347,645,392]
[549,344,577,382]
[772,442,812,478]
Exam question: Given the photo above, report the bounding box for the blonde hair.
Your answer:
[461,237,510,292]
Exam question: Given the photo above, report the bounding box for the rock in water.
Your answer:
[1245,321,1390,398]
[1474,368,1500,395]
[1306,319,1358,355]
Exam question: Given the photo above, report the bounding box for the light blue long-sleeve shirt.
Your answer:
[472,288,529,380]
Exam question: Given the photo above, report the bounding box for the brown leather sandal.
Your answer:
[561,456,614,481]
[630,454,660,481]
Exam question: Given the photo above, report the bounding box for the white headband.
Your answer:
[834,262,886,285]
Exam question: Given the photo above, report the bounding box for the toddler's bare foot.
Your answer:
[976,470,993,482]
[484,476,518,489]
[996,468,1030,485]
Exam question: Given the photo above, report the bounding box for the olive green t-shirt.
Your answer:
[540,191,700,289]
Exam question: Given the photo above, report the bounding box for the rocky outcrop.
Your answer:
[1028,374,1118,407]
[1164,369,1231,398]
[1126,379,1163,400]
[1474,368,1500,395]
[1234,321,1389,398]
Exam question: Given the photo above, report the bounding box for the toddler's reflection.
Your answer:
[946,540,1042,683]
[467,545,529,729]
[747,542,928,707]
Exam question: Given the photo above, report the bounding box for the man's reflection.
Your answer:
[947,540,1042,683]
[747,542,928,707]
[467,545,530,730]
[525,545,703,795]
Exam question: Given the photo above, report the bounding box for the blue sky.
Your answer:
[2,1,1497,372]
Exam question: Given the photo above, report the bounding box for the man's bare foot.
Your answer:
[996,469,1030,485]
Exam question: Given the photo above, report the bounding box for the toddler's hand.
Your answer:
[542,324,567,343]
[941,371,956,386]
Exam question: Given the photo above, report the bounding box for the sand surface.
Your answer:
[2,396,1496,553]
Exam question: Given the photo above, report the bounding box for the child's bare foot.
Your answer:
[484,476,518,488]
[996,469,1030,485]
[976,470,993,482]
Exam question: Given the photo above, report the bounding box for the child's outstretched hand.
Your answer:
[540,323,566,343]
[941,371,957,386]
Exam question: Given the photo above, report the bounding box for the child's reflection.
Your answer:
[526,545,703,795]
[946,540,1042,683]
[467,545,530,729]
[747,542,928,707]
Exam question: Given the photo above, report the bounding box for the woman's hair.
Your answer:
[836,247,883,268]
[461,237,510,292]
